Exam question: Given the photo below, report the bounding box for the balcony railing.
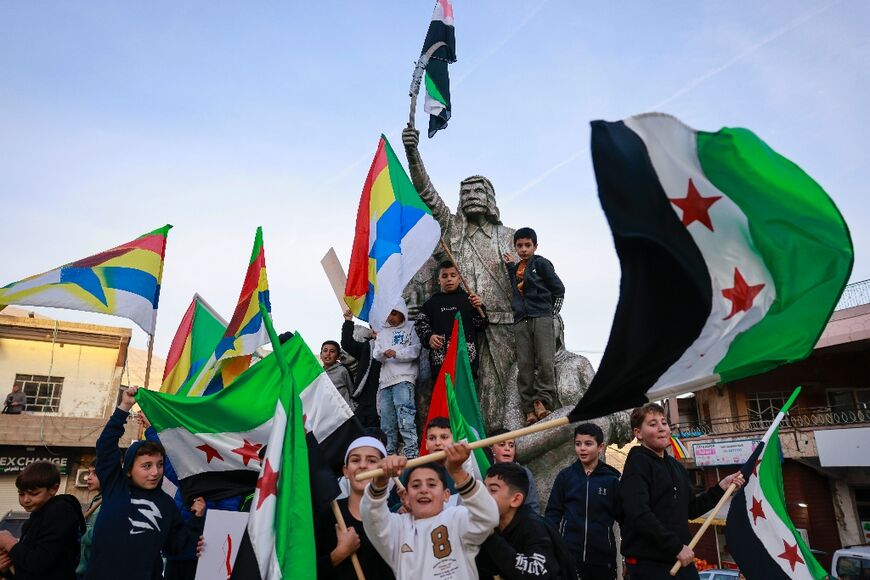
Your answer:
[672,405,870,438]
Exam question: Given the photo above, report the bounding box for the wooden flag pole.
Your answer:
[669,483,738,576]
[438,238,486,318]
[356,416,570,482]
[331,500,366,580]
[408,41,447,130]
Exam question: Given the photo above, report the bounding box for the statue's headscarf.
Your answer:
[459,175,501,225]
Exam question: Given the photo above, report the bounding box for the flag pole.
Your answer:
[356,416,570,482]
[408,41,447,130]
[438,238,486,318]
[331,500,366,580]
[669,483,738,576]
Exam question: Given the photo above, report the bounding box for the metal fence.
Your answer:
[836,278,870,310]
[672,405,870,438]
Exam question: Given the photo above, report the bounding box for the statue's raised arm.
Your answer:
[402,126,451,230]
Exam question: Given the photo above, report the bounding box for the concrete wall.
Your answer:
[0,338,119,418]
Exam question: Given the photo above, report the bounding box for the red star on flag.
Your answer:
[231,439,264,466]
[196,443,224,464]
[722,268,765,320]
[669,178,722,231]
[750,496,766,525]
[255,459,279,510]
[777,539,805,571]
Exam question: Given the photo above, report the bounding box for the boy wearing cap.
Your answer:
[317,437,395,579]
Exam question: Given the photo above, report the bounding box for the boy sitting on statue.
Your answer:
[361,442,499,580]
[503,226,565,425]
[415,260,488,380]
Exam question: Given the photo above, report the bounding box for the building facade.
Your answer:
[669,279,870,570]
[0,308,163,515]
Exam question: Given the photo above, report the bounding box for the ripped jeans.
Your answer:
[378,381,418,458]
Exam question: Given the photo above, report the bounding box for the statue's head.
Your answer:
[459,175,501,224]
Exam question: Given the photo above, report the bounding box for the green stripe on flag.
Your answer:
[698,128,853,381]
[425,71,448,107]
[383,136,431,214]
[446,375,491,477]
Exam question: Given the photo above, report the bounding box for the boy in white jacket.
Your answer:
[372,299,421,458]
[361,443,499,580]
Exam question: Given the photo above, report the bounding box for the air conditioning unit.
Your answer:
[74,468,89,488]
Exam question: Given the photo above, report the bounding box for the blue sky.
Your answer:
[1,1,867,372]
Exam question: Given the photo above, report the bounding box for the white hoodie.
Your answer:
[372,299,421,389]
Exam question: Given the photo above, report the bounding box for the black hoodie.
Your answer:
[5,493,85,580]
[619,445,724,563]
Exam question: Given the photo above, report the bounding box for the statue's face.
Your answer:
[459,180,491,217]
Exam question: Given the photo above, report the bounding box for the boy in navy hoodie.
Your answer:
[85,386,205,580]
[545,423,620,580]
[0,461,85,580]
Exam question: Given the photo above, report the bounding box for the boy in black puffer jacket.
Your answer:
[341,308,381,429]
[546,423,620,580]
[0,461,85,580]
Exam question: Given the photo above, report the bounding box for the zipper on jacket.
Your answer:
[583,474,590,563]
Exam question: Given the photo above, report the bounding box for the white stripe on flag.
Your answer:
[301,372,355,442]
[158,421,273,479]
[248,402,285,579]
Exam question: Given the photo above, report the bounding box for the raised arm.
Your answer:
[403,127,450,229]
[95,386,137,488]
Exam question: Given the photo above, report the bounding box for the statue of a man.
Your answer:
[403,127,516,430]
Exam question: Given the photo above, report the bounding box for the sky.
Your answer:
[1,1,868,376]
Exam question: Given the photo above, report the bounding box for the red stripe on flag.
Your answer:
[162,298,197,381]
[421,317,460,455]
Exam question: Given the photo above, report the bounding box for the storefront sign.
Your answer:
[0,446,70,474]
[691,439,760,466]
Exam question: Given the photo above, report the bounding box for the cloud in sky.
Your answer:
[1,1,867,377]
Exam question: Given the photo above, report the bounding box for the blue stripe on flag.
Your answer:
[59,267,108,306]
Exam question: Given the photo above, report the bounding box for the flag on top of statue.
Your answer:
[0,225,171,335]
[725,386,828,579]
[186,227,271,396]
[160,293,228,395]
[421,0,456,138]
[569,113,853,422]
[344,135,440,331]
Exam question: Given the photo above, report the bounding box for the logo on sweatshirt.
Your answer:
[129,498,163,535]
[598,487,608,496]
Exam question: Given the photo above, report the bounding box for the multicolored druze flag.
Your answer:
[571,113,853,421]
[160,294,227,395]
[669,435,687,460]
[421,0,456,138]
[187,227,271,396]
[0,225,171,334]
[421,314,489,478]
[344,136,440,330]
[725,387,828,579]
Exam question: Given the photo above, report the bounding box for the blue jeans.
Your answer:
[378,381,418,458]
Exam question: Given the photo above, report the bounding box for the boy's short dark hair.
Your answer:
[127,441,165,473]
[15,461,60,491]
[426,416,451,431]
[405,462,450,489]
[321,340,340,352]
[513,227,538,245]
[278,331,294,344]
[630,402,667,431]
[437,260,457,273]
[485,462,529,498]
[574,423,605,446]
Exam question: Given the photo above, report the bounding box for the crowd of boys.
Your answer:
[0,227,745,579]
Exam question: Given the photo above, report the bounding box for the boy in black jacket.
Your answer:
[341,308,381,429]
[545,423,619,580]
[620,403,743,580]
[477,462,574,580]
[503,227,565,425]
[415,260,488,379]
[0,461,85,580]
[85,386,206,580]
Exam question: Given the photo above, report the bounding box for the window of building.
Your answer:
[746,391,788,427]
[14,374,63,413]
[827,388,870,411]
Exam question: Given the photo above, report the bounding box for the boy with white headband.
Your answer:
[316,436,395,579]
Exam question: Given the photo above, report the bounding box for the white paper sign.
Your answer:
[692,439,760,466]
[321,247,349,312]
[194,510,249,580]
